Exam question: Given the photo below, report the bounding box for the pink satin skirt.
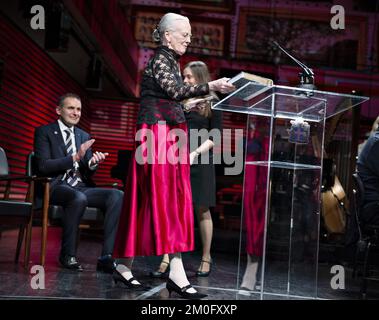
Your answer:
[244,160,266,257]
[113,122,194,257]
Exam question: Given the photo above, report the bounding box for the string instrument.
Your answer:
[321,173,347,234]
[312,113,348,234]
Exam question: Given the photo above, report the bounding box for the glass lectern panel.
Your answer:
[213,83,369,119]
[211,82,369,299]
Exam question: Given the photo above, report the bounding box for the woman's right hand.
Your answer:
[189,151,198,165]
[208,77,235,94]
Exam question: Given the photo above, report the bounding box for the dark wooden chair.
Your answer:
[0,147,34,268]
[26,152,114,266]
[351,172,379,299]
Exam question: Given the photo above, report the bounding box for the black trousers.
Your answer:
[50,181,123,257]
[362,202,379,226]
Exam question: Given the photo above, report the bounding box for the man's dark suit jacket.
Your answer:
[34,121,96,191]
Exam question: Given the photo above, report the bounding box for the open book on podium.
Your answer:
[228,71,274,88]
[227,72,274,102]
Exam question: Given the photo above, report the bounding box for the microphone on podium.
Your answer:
[272,41,316,94]
[272,41,313,144]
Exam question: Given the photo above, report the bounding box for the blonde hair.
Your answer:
[152,13,189,44]
[185,61,211,83]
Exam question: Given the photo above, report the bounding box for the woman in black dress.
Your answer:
[151,61,221,278]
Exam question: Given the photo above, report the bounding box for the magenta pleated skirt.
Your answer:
[113,122,194,257]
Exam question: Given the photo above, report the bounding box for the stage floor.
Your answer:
[0,227,378,300]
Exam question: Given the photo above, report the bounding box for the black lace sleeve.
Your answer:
[152,53,209,101]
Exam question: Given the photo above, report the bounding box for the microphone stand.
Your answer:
[272,41,316,95]
[272,41,314,144]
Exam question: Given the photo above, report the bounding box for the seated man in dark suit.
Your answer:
[357,125,379,226]
[34,93,123,272]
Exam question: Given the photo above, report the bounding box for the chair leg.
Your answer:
[15,225,25,263]
[352,242,362,278]
[41,220,48,266]
[352,246,358,278]
[24,218,33,270]
[76,228,82,250]
[360,241,371,299]
[40,182,50,266]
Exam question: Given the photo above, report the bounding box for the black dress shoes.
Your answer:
[149,269,169,278]
[113,270,150,291]
[97,256,117,274]
[149,260,169,278]
[195,259,212,277]
[166,278,207,299]
[59,255,83,271]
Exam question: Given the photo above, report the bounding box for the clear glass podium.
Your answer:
[212,82,369,299]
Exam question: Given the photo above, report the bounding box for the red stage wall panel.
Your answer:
[89,99,139,187]
[0,15,89,199]
[70,0,139,96]
[0,15,139,199]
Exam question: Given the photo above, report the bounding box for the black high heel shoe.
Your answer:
[195,259,212,277]
[166,278,207,299]
[149,260,169,278]
[113,270,145,290]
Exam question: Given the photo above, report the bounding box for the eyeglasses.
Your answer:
[180,32,192,40]
[169,30,192,40]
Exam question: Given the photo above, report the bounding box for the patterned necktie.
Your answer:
[65,129,73,155]
[64,129,79,187]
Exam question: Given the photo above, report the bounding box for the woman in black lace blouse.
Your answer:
[112,12,234,299]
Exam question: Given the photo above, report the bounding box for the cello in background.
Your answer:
[312,116,348,236]
[321,158,347,234]
[319,94,367,236]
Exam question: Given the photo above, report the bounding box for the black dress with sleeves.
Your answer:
[186,108,222,208]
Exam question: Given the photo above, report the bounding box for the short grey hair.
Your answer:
[152,13,189,44]
[57,93,81,108]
